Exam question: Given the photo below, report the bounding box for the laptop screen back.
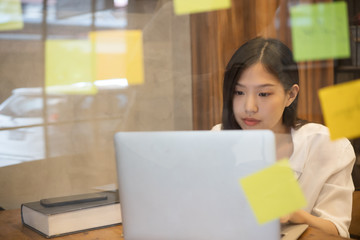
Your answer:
[114,130,280,240]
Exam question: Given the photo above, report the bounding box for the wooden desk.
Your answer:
[0,209,351,240]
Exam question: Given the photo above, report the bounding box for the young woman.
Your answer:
[212,37,355,237]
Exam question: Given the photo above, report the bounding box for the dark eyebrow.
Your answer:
[235,83,276,88]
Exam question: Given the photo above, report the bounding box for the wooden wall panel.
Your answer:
[191,0,334,130]
[297,60,334,123]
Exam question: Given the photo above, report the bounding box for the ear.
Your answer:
[285,84,299,107]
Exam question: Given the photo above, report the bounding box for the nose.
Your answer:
[244,95,258,114]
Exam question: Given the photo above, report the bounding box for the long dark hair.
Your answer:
[222,37,304,130]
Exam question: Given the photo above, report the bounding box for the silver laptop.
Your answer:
[114,130,280,240]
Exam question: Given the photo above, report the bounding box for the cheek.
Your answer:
[263,100,286,118]
[262,102,279,112]
[232,98,242,113]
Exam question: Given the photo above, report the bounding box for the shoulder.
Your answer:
[293,123,352,148]
[293,122,329,137]
[211,124,222,131]
[292,123,355,164]
[293,123,349,145]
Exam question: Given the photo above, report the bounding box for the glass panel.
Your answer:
[0,0,358,213]
[0,127,45,167]
[0,0,192,210]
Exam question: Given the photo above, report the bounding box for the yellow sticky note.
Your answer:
[239,159,307,224]
[45,39,97,95]
[0,0,24,31]
[290,2,350,61]
[318,79,360,140]
[173,0,231,15]
[90,30,144,85]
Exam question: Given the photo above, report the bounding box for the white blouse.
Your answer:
[211,123,355,237]
[290,123,355,237]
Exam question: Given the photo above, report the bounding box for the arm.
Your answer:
[281,210,339,236]
[289,124,355,237]
[309,141,355,238]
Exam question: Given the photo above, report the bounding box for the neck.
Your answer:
[275,131,293,160]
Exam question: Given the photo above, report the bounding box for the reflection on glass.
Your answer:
[114,0,128,8]
[0,84,129,127]
[46,87,129,122]
[47,122,95,158]
[91,30,144,85]
[0,127,44,167]
[0,0,193,211]
[0,88,45,128]
[0,0,24,31]
[173,0,231,15]
[45,39,96,95]
[0,84,130,168]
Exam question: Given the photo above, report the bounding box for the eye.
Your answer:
[234,90,244,96]
[259,92,271,97]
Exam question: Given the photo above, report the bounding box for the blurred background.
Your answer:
[0,0,359,211]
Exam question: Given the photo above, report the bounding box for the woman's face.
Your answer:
[232,63,298,134]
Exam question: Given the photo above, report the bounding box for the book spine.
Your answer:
[20,204,25,225]
[21,204,51,238]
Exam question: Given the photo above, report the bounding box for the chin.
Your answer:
[240,125,261,130]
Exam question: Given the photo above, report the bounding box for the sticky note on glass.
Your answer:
[90,30,144,85]
[239,159,306,224]
[290,2,350,61]
[0,0,24,31]
[45,39,97,94]
[173,0,231,15]
[319,79,360,140]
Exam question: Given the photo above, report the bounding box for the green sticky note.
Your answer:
[0,0,24,31]
[239,159,307,224]
[290,2,350,61]
[173,0,231,15]
[45,39,97,95]
[319,79,360,140]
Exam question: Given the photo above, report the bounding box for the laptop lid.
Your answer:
[114,130,280,240]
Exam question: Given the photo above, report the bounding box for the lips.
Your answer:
[242,118,261,127]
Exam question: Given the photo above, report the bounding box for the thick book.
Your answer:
[21,191,122,238]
